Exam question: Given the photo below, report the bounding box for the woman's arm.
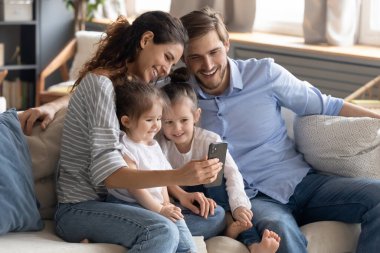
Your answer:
[161,187,171,204]
[19,95,70,135]
[339,101,380,119]
[129,188,163,213]
[119,155,164,213]
[104,158,223,189]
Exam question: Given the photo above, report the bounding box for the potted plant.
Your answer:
[64,0,105,31]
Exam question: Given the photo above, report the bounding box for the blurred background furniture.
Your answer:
[0,69,8,112]
[35,30,104,106]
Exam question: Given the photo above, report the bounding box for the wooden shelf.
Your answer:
[0,65,37,70]
[0,21,37,25]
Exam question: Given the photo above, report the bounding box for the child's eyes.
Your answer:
[164,121,173,125]
[180,119,188,123]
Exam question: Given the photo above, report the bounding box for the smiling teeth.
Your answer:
[152,68,158,79]
[202,69,217,76]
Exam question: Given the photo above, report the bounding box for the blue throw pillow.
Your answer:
[0,109,43,235]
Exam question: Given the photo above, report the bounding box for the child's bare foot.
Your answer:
[80,238,90,243]
[225,220,252,239]
[248,229,280,253]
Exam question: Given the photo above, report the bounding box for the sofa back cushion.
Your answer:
[0,109,43,234]
[294,115,380,178]
[26,108,66,219]
[69,31,104,80]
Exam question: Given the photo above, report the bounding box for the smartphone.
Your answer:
[204,142,227,188]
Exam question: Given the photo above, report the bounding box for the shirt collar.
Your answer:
[189,57,244,98]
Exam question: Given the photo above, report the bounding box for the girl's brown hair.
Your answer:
[114,76,167,132]
[162,68,198,112]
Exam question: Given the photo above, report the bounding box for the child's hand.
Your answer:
[232,206,253,227]
[159,203,183,222]
[180,192,217,219]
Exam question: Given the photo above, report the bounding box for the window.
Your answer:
[128,0,171,17]
[359,0,380,46]
[254,0,304,36]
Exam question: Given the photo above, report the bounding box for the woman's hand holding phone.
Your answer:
[176,158,222,186]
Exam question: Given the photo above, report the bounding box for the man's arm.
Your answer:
[19,94,70,135]
[339,101,380,119]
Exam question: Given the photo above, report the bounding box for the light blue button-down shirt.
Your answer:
[189,58,344,204]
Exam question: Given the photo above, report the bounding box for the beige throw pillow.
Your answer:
[294,115,380,179]
[25,108,66,219]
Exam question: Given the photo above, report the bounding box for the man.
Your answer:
[178,6,380,253]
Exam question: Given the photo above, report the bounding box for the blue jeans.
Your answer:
[187,179,262,245]
[177,184,226,240]
[105,195,197,253]
[180,203,226,240]
[250,172,380,253]
[55,200,187,253]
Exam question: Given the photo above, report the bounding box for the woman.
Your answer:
[19,12,224,252]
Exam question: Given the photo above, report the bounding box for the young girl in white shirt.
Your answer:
[158,81,281,253]
[107,77,197,253]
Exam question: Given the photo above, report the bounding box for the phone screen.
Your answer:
[204,142,227,188]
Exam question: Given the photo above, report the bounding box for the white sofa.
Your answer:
[0,108,361,253]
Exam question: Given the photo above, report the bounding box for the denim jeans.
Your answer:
[55,200,187,253]
[250,171,380,253]
[177,184,226,239]
[105,195,197,253]
[194,178,262,245]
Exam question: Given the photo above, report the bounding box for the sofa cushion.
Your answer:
[69,31,104,80]
[0,221,125,253]
[0,220,207,253]
[294,115,380,178]
[0,109,43,235]
[205,221,360,253]
[25,108,67,219]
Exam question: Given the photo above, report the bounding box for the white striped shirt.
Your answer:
[57,73,127,203]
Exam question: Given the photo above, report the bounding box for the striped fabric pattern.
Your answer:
[56,73,127,203]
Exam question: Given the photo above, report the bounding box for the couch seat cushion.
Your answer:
[0,220,207,253]
[205,221,360,253]
[25,108,67,220]
[0,221,125,253]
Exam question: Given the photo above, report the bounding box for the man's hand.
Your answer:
[18,95,70,135]
[179,191,217,219]
[18,105,56,135]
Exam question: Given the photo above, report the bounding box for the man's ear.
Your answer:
[194,108,202,124]
[121,115,131,129]
[140,31,154,49]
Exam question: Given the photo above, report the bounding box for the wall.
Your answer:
[229,34,380,99]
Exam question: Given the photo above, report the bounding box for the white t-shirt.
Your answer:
[109,132,172,204]
[158,127,251,212]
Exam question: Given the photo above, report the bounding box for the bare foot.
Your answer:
[225,220,252,239]
[80,238,90,243]
[248,229,281,253]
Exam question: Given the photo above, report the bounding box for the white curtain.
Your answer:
[303,0,361,46]
[170,0,256,32]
